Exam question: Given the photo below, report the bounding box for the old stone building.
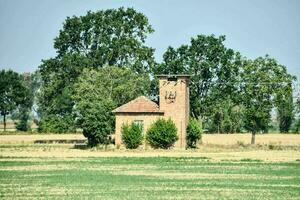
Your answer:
[113,75,190,148]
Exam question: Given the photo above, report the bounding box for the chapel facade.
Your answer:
[113,75,190,148]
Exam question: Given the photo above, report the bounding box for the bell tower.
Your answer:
[158,75,190,148]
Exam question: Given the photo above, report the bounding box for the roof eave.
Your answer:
[114,111,164,114]
[155,74,191,78]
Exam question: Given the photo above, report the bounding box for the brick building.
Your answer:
[113,75,190,148]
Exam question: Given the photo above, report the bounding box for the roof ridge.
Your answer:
[112,95,163,113]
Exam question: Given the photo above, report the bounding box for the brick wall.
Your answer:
[159,76,190,148]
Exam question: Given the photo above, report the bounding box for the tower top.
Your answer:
[156,74,190,78]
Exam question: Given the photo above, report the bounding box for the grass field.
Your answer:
[1,134,300,199]
[1,157,299,199]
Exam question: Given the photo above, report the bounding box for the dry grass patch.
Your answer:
[0,134,85,144]
[202,133,300,146]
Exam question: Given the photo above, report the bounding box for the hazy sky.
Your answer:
[0,0,299,79]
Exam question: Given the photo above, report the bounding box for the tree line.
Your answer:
[1,8,300,145]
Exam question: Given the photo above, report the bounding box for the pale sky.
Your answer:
[0,0,299,80]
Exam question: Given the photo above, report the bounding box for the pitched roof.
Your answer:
[112,96,163,114]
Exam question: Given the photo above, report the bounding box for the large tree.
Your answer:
[153,34,240,122]
[38,8,155,132]
[73,66,150,146]
[240,56,295,144]
[0,70,29,131]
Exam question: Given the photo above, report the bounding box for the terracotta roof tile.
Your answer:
[112,96,163,113]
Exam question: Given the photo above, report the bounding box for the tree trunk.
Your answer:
[251,131,256,145]
[3,113,6,132]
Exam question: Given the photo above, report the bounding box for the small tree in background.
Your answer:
[146,118,178,149]
[186,118,203,148]
[15,73,34,132]
[15,107,31,131]
[121,123,143,149]
[0,70,29,131]
[291,96,300,133]
[276,84,294,133]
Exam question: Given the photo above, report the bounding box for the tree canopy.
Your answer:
[73,66,150,146]
[38,8,155,133]
[240,56,295,143]
[154,35,296,142]
[0,70,30,131]
[153,35,239,119]
[54,7,155,73]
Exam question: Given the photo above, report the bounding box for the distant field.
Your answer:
[0,133,299,161]
[0,133,299,146]
[202,134,300,146]
[0,120,38,132]
[0,157,299,199]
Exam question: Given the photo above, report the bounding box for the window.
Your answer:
[133,120,144,133]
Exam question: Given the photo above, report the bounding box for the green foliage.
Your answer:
[73,67,149,146]
[38,54,91,133]
[276,84,294,133]
[154,34,296,138]
[38,114,76,133]
[54,7,155,74]
[15,73,35,132]
[152,35,245,133]
[146,118,178,149]
[240,56,295,143]
[121,123,143,149]
[186,118,202,148]
[153,35,239,119]
[0,70,30,131]
[291,119,300,133]
[291,96,300,133]
[206,99,244,133]
[38,7,155,133]
[15,107,31,131]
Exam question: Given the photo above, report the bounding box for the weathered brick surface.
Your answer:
[114,75,190,148]
[159,76,189,148]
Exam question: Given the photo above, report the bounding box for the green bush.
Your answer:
[15,107,31,132]
[146,118,178,149]
[291,118,300,133]
[38,114,76,133]
[15,120,30,132]
[186,118,202,148]
[121,123,143,149]
[80,106,115,147]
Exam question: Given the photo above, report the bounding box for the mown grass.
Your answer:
[1,157,299,199]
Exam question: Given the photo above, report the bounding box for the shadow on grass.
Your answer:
[72,143,89,150]
[34,139,86,144]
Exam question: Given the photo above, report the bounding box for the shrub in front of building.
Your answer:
[121,123,143,149]
[146,118,178,149]
[186,118,202,148]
